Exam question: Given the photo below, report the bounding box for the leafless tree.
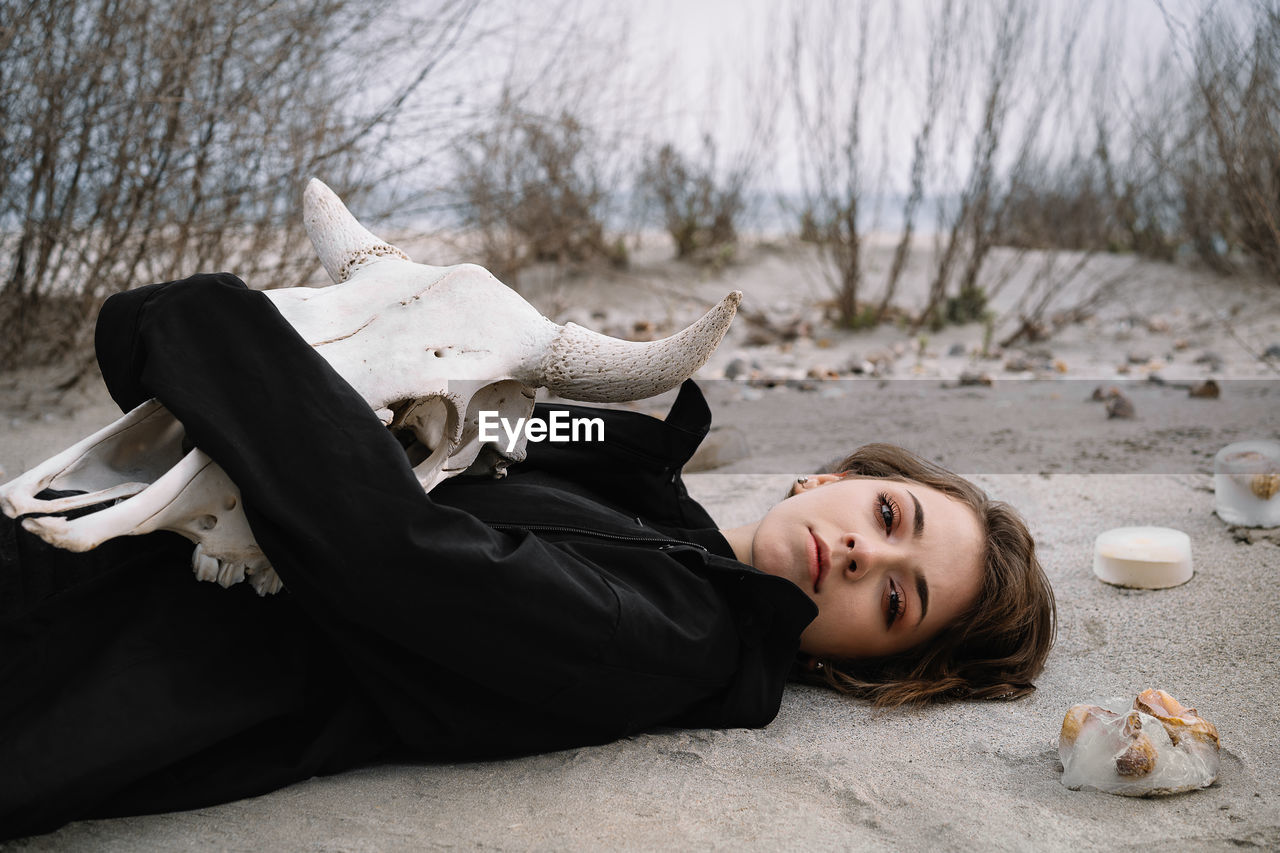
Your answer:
[1185,0,1280,278]
[873,0,960,322]
[787,0,879,328]
[0,0,480,371]
[1090,36,1182,263]
[918,0,1032,330]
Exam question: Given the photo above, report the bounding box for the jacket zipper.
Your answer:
[487,521,708,553]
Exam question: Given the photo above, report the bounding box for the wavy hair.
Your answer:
[795,443,1056,706]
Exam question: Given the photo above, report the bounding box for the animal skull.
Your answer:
[0,179,740,595]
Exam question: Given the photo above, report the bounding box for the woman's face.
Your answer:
[748,474,984,660]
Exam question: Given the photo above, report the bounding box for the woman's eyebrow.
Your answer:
[907,490,925,539]
[916,573,929,625]
[906,490,929,625]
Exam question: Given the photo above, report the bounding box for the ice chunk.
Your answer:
[1214,440,1280,527]
[1059,689,1220,796]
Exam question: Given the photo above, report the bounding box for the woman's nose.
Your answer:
[840,533,862,575]
[841,534,885,578]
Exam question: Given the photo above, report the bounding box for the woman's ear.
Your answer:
[790,472,844,496]
[799,653,826,672]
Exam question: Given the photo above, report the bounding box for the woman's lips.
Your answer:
[808,529,829,593]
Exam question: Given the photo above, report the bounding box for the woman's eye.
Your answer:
[887,583,902,626]
[877,492,897,534]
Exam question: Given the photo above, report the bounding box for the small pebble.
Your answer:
[1194,350,1222,365]
[1106,390,1136,419]
[1189,379,1220,399]
[865,349,893,367]
[724,357,750,381]
[1004,356,1032,372]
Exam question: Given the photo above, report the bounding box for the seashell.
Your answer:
[1114,711,1158,778]
[1058,690,1220,796]
[1133,688,1220,749]
[1059,703,1116,748]
[1250,472,1279,500]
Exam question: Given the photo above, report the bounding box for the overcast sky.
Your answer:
[419,0,1221,200]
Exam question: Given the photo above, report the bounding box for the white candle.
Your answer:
[1214,440,1280,528]
[1093,527,1193,589]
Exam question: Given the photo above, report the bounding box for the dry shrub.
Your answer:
[999,156,1113,252]
[1001,1,1279,279]
[639,137,746,264]
[1093,107,1180,263]
[996,146,1175,261]
[453,95,626,282]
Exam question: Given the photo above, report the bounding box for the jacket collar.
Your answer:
[521,379,716,529]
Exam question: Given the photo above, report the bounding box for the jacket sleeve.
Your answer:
[92,274,739,748]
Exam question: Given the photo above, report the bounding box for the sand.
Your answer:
[1,239,1278,850]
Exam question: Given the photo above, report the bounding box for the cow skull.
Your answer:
[0,179,740,595]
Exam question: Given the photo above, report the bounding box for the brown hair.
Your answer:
[796,443,1056,707]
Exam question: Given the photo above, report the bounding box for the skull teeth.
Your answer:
[191,544,281,594]
[249,568,283,596]
[193,546,221,583]
[216,560,246,588]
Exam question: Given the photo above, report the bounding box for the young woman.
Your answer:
[0,274,1055,839]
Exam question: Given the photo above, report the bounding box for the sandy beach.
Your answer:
[1,239,1278,850]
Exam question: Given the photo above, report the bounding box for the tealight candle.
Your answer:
[1214,440,1280,528]
[1093,527,1193,589]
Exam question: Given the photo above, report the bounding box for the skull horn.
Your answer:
[303,178,409,283]
[540,291,741,402]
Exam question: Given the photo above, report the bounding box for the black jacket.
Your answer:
[0,273,815,839]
